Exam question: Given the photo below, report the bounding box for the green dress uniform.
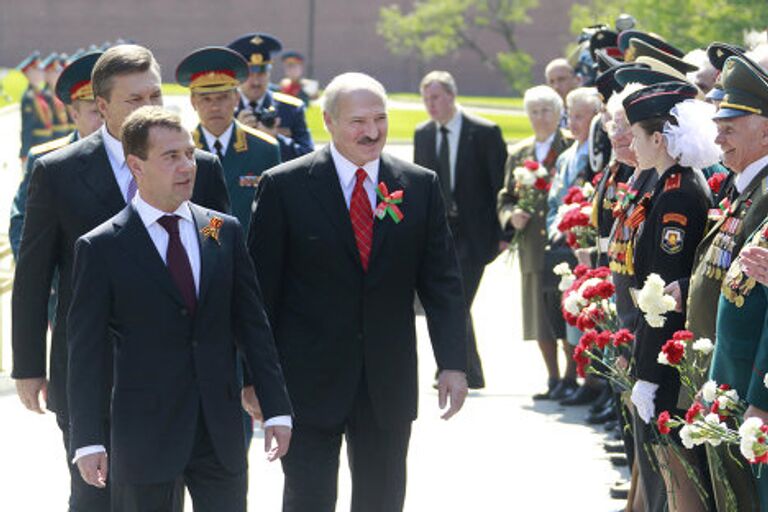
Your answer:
[497,128,571,341]
[192,122,280,231]
[19,84,54,158]
[711,218,768,511]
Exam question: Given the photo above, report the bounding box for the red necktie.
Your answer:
[157,215,197,315]
[350,168,373,271]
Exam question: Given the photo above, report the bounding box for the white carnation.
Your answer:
[646,313,666,328]
[701,381,718,403]
[582,182,595,198]
[657,352,671,366]
[535,166,548,179]
[692,338,714,355]
[553,262,572,276]
[679,424,696,449]
[558,275,576,292]
[514,167,536,187]
[739,417,764,460]
[564,293,585,316]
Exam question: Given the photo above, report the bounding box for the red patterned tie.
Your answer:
[350,168,373,271]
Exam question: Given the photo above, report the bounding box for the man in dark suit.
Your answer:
[67,106,291,512]
[11,44,230,512]
[414,70,507,389]
[248,72,469,512]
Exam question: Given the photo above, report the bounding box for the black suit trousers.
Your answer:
[281,373,412,512]
[110,407,246,512]
[57,414,110,512]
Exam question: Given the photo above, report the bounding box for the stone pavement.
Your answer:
[0,100,629,511]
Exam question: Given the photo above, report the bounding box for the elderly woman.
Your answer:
[545,87,603,404]
[498,85,572,400]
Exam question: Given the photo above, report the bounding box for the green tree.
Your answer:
[571,0,768,52]
[377,0,539,93]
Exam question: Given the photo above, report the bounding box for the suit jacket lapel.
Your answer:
[306,147,360,264]
[369,154,405,267]
[190,204,221,309]
[78,131,126,214]
[115,206,186,308]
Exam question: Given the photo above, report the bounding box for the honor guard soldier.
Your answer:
[10,51,104,259]
[228,33,314,162]
[279,50,316,106]
[17,51,53,163]
[40,52,72,139]
[177,46,280,232]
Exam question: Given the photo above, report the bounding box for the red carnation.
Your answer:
[523,159,539,171]
[563,186,585,205]
[578,330,598,349]
[562,308,579,327]
[587,267,611,279]
[573,344,590,378]
[576,311,596,331]
[573,265,590,278]
[566,231,578,249]
[657,410,672,435]
[612,329,635,347]
[595,331,613,350]
[685,402,705,424]
[660,339,686,366]
[719,384,731,391]
[595,281,616,299]
[534,178,550,191]
[673,330,694,342]
[707,173,726,195]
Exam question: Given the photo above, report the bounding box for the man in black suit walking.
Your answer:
[248,72,469,512]
[11,45,230,511]
[67,106,291,511]
[414,70,508,389]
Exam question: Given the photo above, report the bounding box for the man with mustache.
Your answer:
[248,72,469,511]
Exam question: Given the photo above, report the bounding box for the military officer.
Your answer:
[177,46,281,234]
[227,33,314,162]
[10,51,104,259]
[40,52,72,139]
[16,51,52,163]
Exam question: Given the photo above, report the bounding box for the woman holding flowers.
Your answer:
[621,79,718,511]
[497,85,572,400]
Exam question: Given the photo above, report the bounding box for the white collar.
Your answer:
[439,108,462,133]
[101,124,126,169]
[329,142,379,188]
[240,90,264,109]
[200,123,235,155]
[132,193,193,227]
[736,153,768,193]
[534,132,556,149]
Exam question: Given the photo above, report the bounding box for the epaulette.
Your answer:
[663,172,681,192]
[191,128,203,149]
[28,135,71,156]
[238,122,278,146]
[272,91,304,108]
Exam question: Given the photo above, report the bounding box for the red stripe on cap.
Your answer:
[628,89,696,106]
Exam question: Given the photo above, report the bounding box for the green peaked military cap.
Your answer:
[618,30,683,58]
[715,56,768,119]
[176,46,249,93]
[629,38,698,74]
[55,51,103,104]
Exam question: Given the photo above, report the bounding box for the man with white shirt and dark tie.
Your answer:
[11,44,229,511]
[67,106,291,512]
[414,70,508,389]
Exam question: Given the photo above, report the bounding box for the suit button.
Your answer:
[540,229,546,236]
[191,339,198,347]
[180,308,188,317]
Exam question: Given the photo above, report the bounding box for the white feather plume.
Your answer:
[663,99,722,169]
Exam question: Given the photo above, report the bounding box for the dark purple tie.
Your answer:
[157,215,197,315]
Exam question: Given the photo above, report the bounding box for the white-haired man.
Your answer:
[247,72,469,512]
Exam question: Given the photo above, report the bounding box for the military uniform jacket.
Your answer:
[19,85,53,157]
[10,131,78,258]
[497,129,571,274]
[686,162,768,340]
[712,217,768,411]
[594,161,633,260]
[631,165,711,412]
[236,90,314,162]
[43,85,72,138]
[193,122,280,231]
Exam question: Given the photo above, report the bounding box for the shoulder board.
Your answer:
[29,135,72,156]
[663,173,681,192]
[238,122,278,146]
[191,127,203,149]
[272,91,304,107]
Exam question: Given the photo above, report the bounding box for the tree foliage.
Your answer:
[377,0,539,93]
[571,0,768,52]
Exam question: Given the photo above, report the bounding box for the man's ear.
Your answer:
[126,154,143,181]
[95,96,108,120]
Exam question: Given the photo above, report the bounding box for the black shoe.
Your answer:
[589,386,614,414]
[532,378,560,400]
[609,454,628,467]
[588,405,617,425]
[560,384,602,406]
[609,480,630,499]
[550,379,579,401]
[603,440,625,453]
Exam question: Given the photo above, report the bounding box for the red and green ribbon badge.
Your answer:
[374,182,404,223]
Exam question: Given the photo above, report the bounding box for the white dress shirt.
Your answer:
[434,109,463,190]
[534,132,556,164]
[735,153,768,194]
[329,142,379,212]
[101,124,136,203]
[73,194,290,463]
[240,91,264,111]
[201,123,235,158]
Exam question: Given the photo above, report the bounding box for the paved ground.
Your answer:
[0,101,628,511]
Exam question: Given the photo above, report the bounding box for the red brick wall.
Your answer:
[0,0,577,95]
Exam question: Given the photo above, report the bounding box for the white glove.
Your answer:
[631,380,659,424]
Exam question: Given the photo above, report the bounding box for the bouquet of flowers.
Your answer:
[573,327,635,389]
[636,273,678,328]
[555,183,598,249]
[656,330,715,401]
[512,159,551,212]
[559,264,618,332]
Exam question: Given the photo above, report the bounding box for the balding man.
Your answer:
[248,72,468,512]
[545,58,580,127]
